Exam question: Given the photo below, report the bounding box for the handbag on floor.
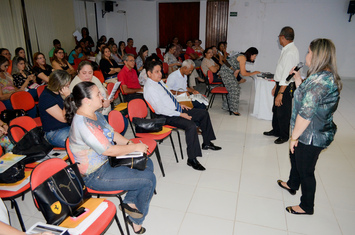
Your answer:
[31,163,91,225]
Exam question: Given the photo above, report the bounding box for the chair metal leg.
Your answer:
[11,199,26,232]
[209,94,216,109]
[169,135,179,163]
[154,145,165,177]
[114,214,125,235]
[116,195,130,235]
[171,129,183,160]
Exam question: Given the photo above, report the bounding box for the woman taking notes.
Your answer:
[277,38,341,215]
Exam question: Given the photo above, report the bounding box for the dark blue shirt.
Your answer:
[38,88,69,132]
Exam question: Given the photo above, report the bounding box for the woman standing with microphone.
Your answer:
[277,38,342,215]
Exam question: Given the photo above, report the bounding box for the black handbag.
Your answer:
[0,161,25,183]
[0,109,26,124]
[8,125,53,164]
[31,163,91,225]
[109,152,148,171]
[132,117,166,133]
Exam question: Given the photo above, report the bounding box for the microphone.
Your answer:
[286,62,304,82]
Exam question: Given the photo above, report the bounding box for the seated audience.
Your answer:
[97,35,107,46]
[138,56,156,86]
[99,46,121,81]
[164,44,181,74]
[107,37,115,46]
[136,45,149,73]
[95,42,105,64]
[75,27,95,50]
[0,119,13,153]
[110,43,123,65]
[38,70,71,148]
[217,42,229,64]
[32,52,53,84]
[14,47,32,70]
[11,57,38,100]
[65,81,155,234]
[118,41,126,60]
[185,40,202,66]
[80,39,95,56]
[211,45,223,68]
[192,39,204,58]
[166,59,206,109]
[201,47,221,82]
[0,48,12,74]
[219,47,260,116]
[0,56,19,109]
[118,54,143,102]
[172,37,184,59]
[68,45,86,65]
[49,39,66,62]
[125,38,137,58]
[51,48,75,77]
[144,60,222,171]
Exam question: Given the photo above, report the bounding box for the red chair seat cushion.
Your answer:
[211,87,228,94]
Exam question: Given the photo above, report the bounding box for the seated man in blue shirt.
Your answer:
[143,60,221,171]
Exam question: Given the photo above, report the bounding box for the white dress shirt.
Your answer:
[274,42,299,86]
[143,78,181,117]
[166,69,187,93]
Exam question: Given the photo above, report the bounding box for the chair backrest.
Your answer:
[184,54,190,60]
[156,48,162,55]
[93,70,105,83]
[73,58,82,71]
[37,85,47,98]
[0,101,6,113]
[106,82,119,99]
[9,116,38,142]
[10,91,35,111]
[65,138,76,164]
[108,110,125,133]
[157,53,164,61]
[207,70,214,84]
[127,99,148,122]
[162,62,169,75]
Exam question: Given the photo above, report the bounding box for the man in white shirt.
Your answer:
[144,61,221,171]
[166,59,206,109]
[264,26,300,144]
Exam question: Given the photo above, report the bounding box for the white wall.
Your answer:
[227,0,355,78]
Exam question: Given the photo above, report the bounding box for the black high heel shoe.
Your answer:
[126,216,146,234]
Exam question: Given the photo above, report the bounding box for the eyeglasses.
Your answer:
[126,59,135,62]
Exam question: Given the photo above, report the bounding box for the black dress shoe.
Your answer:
[286,206,313,215]
[119,203,143,218]
[274,137,288,144]
[263,130,279,137]
[126,216,146,234]
[277,180,296,195]
[202,142,222,151]
[187,158,206,171]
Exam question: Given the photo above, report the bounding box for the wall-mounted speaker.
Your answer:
[348,1,355,14]
[105,1,114,12]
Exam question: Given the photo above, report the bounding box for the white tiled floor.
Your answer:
[4,78,355,235]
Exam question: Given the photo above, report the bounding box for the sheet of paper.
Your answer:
[73,30,82,41]
[107,81,121,100]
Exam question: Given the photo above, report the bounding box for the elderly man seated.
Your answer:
[118,54,144,102]
[166,59,206,109]
[144,60,221,171]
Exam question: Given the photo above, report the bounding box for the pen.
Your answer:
[139,140,151,154]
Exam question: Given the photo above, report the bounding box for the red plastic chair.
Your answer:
[30,158,124,235]
[156,48,162,55]
[163,62,169,75]
[108,110,166,176]
[0,169,32,232]
[93,70,105,83]
[146,101,184,161]
[0,101,6,113]
[184,54,190,60]
[10,91,42,126]
[65,139,129,234]
[207,70,231,114]
[9,116,38,142]
[107,82,123,102]
[127,99,179,171]
[72,58,82,71]
[36,85,47,98]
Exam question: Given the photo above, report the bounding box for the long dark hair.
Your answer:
[64,81,96,124]
[243,47,258,62]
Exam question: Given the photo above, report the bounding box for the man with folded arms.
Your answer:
[144,60,221,171]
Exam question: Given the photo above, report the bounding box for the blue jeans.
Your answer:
[45,126,70,148]
[83,159,156,225]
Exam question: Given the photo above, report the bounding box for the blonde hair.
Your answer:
[307,38,342,92]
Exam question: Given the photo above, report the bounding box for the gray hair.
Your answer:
[181,59,195,68]
[122,53,134,61]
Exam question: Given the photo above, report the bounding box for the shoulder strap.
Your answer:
[7,124,29,145]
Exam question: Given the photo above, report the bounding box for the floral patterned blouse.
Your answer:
[291,70,340,148]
